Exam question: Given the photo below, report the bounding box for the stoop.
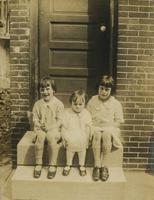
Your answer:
[17,131,123,167]
[12,166,126,200]
[12,131,126,200]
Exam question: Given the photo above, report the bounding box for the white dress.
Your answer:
[32,96,64,131]
[87,95,124,148]
[62,108,92,151]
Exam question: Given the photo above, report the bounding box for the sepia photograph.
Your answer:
[0,0,154,199]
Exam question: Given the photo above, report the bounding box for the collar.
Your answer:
[41,97,55,109]
[98,95,115,106]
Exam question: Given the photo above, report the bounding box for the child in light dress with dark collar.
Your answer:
[87,75,124,181]
[61,90,92,176]
[32,76,64,179]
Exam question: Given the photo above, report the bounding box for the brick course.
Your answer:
[118,0,154,170]
[10,0,30,166]
[8,0,154,170]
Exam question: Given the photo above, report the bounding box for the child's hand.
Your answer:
[61,139,68,148]
[32,135,37,144]
[57,137,63,144]
[40,123,48,132]
[94,127,104,133]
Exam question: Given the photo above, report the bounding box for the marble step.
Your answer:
[12,166,126,200]
[17,131,123,167]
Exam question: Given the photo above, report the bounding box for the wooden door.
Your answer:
[38,0,117,105]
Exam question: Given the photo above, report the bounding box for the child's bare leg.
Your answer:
[101,130,112,166]
[47,147,60,179]
[63,149,74,176]
[92,147,101,181]
[78,150,86,166]
[48,146,59,165]
[101,130,112,181]
[92,132,102,181]
[92,131,102,167]
[78,150,86,176]
[66,149,74,166]
[35,130,46,165]
[93,148,101,168]
[47,131,60,166]
[34,130,46,178]
[47,131,60,179]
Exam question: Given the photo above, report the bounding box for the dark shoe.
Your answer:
[47,166,57,179]
[92,167,100,181]
[62,166,71,176]
[100,166,109,181]
[79,167,86,176]
[33,165,42,178]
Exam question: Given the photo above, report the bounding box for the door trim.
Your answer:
[110,0,118,85]
[29,0,39,108]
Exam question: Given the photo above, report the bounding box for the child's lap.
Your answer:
[92,126,121,146]
[35,129,60,144]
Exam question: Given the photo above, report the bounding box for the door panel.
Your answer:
[39,0,116,105]
[49,50,95,76]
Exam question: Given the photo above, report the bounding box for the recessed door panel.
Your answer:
[39,0,117,105]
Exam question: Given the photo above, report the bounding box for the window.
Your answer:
[0,0,10,38]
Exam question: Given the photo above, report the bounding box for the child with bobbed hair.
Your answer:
[32,76,64,179]
[61,89,92,176]
[87,75,124,181]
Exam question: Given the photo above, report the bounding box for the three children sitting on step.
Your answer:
[32,75,124,181]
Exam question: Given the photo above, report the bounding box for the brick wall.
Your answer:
[9,0,154,169]
[10,0,30,166]
[117,0,154,170]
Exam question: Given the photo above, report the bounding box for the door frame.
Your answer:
[29,0,118,108]
[110,0,118,86]
[29,0,39,108]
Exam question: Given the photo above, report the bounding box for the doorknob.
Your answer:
[100,25,106,32]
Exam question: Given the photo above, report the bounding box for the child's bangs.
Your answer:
[40,80,50,88]
[73,95,85,104]
[100,82,113,88]
[99,75,114,89]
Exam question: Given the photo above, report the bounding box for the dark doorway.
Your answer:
[38,0,118,105]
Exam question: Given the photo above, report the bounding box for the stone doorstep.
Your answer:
[17,131,123,167]
[12,166,126,200]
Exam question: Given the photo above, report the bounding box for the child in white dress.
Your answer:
[32,77,64,179]
[87,75,124,181]
[61,90,92,176]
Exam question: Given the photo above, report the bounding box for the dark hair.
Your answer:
[38,76,57,92]
[69,89,88,104]
[99,75,114,89]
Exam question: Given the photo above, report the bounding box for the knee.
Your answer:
[102,129,112,140]
[92,135,101,149]
[93,131,102,141]
[36,133,45,145]
[47,129,60,141]
[101,130,112,149]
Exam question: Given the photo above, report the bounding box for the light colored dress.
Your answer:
[62,108,92,151]
[33,96,64,132]
[87,95,124,148]
[32,96,64,165]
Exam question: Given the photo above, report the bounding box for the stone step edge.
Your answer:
[12,166,126,183]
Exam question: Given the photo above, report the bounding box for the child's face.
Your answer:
[40,84,54,102]
[98,85,111,101]
[72,99,85,113]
